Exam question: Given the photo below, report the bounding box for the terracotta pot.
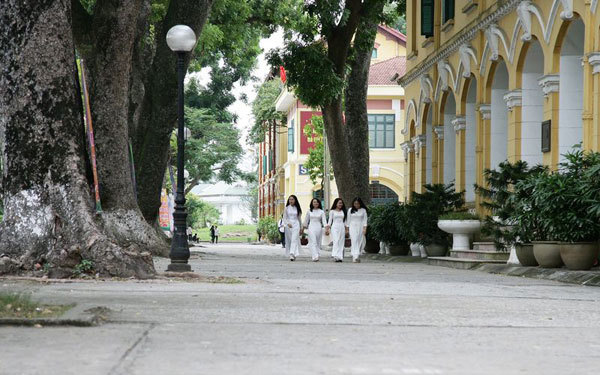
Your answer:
[515,243,538,267]
[533,241,563,268]
[560,242,600,271]
[364,239,380,254]
[388,243,410,256]
[425,243,447,257]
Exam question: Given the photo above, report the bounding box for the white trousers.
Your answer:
[330,223,345,260]
[307,223,323,260]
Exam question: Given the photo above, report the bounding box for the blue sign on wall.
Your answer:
[299,164,308,175]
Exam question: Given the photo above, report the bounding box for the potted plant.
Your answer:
[475,161,548,266]
[368,202,409,255]
[364,205,382,254]
[532,150,600,270]
[406,183,464,257]
[437,211,481,250]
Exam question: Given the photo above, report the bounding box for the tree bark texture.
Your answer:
[343,5,384,205]
[132,0,213,223]
[319,0,381,206]
[0,0,154,278]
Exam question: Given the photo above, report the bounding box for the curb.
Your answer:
[360,254,427,263]
[473,264,600,287]
[0,304,110,327]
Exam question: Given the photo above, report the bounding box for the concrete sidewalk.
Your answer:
[2,243,600,375]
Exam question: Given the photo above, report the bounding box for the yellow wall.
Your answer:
[402,0,600,208]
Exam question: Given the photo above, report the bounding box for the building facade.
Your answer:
[258,25,408,216]
[401,0,600,206]
[191,182,253,225]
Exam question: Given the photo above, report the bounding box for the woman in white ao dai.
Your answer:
[303,198,327,261]
[325,198,348,262]
[348,198,368,263]
[283,195,303,261]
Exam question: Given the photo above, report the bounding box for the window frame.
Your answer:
[443,0,455,24]
[421,0,435,37]
[287,119,295,152]
[368,114,396,149]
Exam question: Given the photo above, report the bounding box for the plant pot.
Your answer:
[344,238,351,248]
[300,237,308,246]
[425,243,447,257]
[437,220,482,250]
[419,245,428,258]
[515,243,538,267]
[364,239,380,254]
[410,243,422,257]
[560,242,600,271]
[533,241,563,268]
[388,243,410,256]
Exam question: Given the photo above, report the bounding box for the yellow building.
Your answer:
[401,0,600,206]
[263,25,408,214]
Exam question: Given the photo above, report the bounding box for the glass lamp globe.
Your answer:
[166,25,197,52]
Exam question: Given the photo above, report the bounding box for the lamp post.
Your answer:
[166,25,197,272]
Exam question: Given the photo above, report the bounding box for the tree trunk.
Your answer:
[0,0,154,278]
[343,13,383,205]
[133,0,213,224]
[82,0,169,256]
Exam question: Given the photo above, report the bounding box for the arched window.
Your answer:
[369,182,399,205]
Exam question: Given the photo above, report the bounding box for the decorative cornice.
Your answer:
[452,116,467,133]
[537,74,560,97]
[477,104,491,120]
[433,126,445,140]
[398,0,521,87]
[503,89,522,111]
[588,52,600,74]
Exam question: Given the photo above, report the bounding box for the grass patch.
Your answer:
[193,224,258,242]
[0,293,72,319]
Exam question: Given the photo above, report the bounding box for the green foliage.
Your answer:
[439,211,480,220]
[368,203,410,245]
[186,194,220,229]
[0,293,72,319]
[475,160,547,249]
[512,150,600,243]
[302,115,332,186]
[407,183,465,246]
[73,260,94,276]
[249,79,286,144]
[257,216,280,243]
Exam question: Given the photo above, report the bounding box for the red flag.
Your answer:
[279,66,287,83]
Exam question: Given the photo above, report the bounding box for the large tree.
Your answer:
[271,0,404,205]
[0,0,154,278]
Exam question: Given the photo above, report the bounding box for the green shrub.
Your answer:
[257,216,280,243]
[369,203,409,245]
[439,211,480,220]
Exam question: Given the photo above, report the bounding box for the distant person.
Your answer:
[209,224,216,244]
[283,195,302,261]
[187,227,193,242]
[303,198,327,262]
[348,197,368,263]
[325,198,347,262]
[278,214,285,248]
[214,225,219,244]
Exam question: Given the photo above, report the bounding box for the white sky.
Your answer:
[189,30,284,175]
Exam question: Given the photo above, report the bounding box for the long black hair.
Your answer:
[309,198,323,211]
[330,198,347,222]
[286,194,302,216]
[350,197,368,214]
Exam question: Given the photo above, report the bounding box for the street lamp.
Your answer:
[166,25,197,272]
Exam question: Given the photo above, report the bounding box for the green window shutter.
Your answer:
[263,155,267,175]
[421,0,434,37]
[443,0,455,23]
[288,121,295,152]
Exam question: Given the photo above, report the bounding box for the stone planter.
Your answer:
[437,220,482,250]
[533,241,563,268]
[515,243,538,267]
[410,243,422,257]
[364,239,380,254]
[425,243,447,257]
[420,245,428,258]
[388,243,410,256]
[560,242,600,271]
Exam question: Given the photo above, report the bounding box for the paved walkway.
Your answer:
[2,244,600,374]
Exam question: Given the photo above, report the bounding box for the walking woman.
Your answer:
[283,195,303,261]
[348,197,368,263]
[325,198,348,262]
[303,198,327,262]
